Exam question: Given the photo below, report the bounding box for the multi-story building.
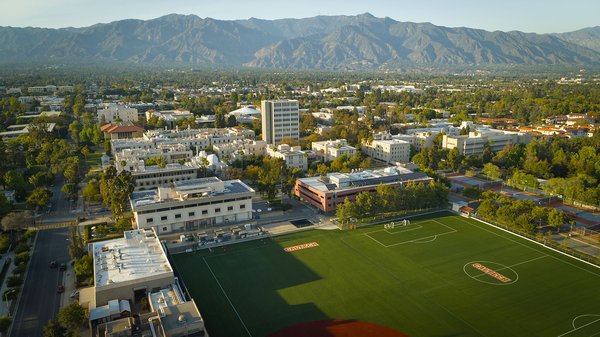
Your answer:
[362,138,411,163]
[213,139,267,160]
[261,100,299,145]
[114,144,193,171]
[28,85,57,95]
[98,106,139,123]
[116,160,200,191]
[100,122,145,140]
[85,229,207,336]
[146,109,194,129]
[295,167,432,213]
[266,144,308,171]
[130,177,255,234]
[442,129,532,155]
[311,139,356,162]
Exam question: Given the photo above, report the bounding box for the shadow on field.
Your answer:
[172,238,330,337]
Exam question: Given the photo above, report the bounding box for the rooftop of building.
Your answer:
[100,122,144,134]
[131,178,254,208]
[298,167,431,193]
[93,229,172,288]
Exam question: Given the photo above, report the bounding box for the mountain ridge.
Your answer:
[0,13,599,69]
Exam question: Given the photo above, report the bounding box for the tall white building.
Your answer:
[261,100,299,145]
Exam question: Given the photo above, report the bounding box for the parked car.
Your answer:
[50,260,57,268]
[57,285,65,293]
[70,290,79,299]
[59,263,66,271]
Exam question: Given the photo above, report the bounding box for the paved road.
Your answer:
[11,228,70,337]
[41,175,76,225]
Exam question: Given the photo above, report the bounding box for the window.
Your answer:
[189,212,195,217]
[162,227,168,231]
[202,210,208,215]
[227,206,233,211]
[175,214,181,219]
[215,208,221,213]
[147,218,154,224]
[240,204,246,209]
[161,216,167,221]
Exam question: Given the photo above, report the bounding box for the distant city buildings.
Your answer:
[261,99,299,145]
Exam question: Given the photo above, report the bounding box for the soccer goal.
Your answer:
[384,219,410,229]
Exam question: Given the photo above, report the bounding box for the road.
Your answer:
[41,175,76,225]
[11,228,70,337]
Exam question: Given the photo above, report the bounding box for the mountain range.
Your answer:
[0,13,599,69]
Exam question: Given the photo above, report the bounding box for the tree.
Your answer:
[446,147,463,172]
[482,163,502,180]
[214,112,226,128]
[68,226,86,259]
[3,170,27,200]
[0,316,11,334]
[99,167,135,220]
[82,179,102,203]
[548,209,567,229]
[226,114,237,127]
[57,302,86,333]
[477,199,499,220]
[27,187,52,209]
[0,194,11,218]
[1,211,33,242]
[43,318,66,337]
[74,254,93,279]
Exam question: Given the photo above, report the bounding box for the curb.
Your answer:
[7,231,39,337]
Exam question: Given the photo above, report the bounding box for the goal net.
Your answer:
[384,219,410,229]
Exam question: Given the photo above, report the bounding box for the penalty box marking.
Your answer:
[558,314,600,337]
[365,220,457,248]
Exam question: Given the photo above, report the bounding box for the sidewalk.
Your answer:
[59,260,78,308]
[0,252,16,317]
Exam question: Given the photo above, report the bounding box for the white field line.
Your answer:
[457,215,600,277]
[365,220,457,248]
[203,257,253,337]
[558,318,600,337]
[471,255,548,280]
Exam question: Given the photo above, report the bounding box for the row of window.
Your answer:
[145,204,245,224]
[137,196,252,214]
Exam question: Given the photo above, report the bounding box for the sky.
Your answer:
[1,0,598,33]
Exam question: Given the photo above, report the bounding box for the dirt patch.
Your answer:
[267,319,411,337]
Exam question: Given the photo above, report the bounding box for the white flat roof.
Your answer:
[93,229,172,288]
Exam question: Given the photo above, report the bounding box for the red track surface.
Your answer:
[267,320,411,337]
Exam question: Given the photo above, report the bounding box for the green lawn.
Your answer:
[172,212,600,337]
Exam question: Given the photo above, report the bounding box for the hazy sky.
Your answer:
[1,0,598,33]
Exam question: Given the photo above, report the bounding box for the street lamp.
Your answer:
[4,289,16,317]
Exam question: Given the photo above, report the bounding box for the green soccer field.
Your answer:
[172,212,600,337]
